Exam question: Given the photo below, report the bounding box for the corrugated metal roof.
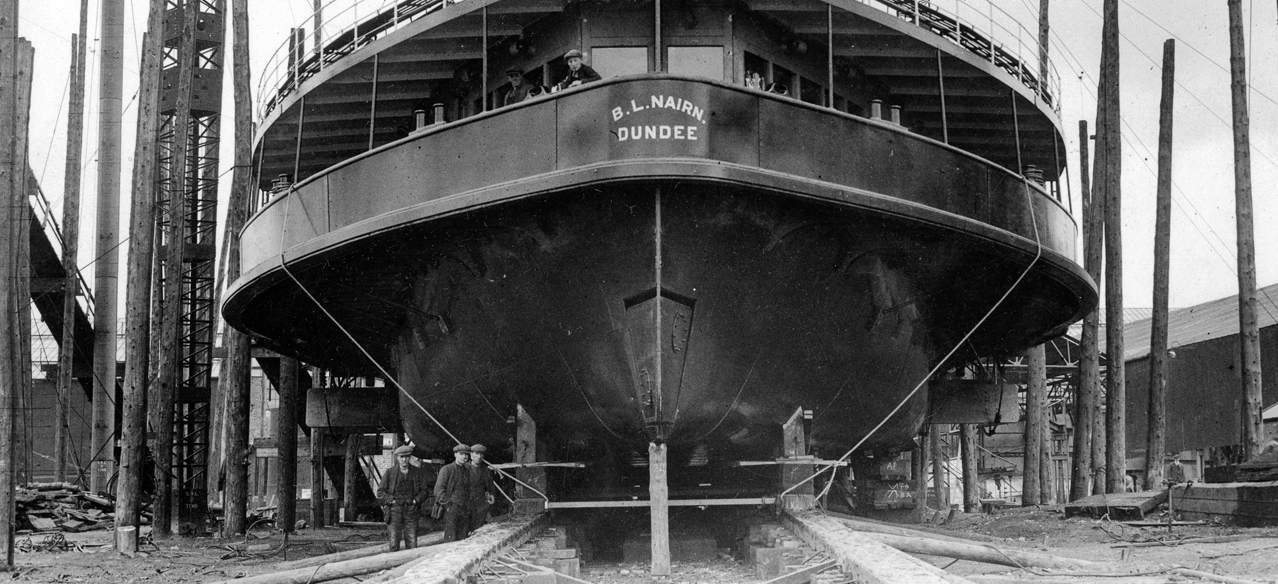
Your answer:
[1066,307,1155,339]
[1122,282,1278,362]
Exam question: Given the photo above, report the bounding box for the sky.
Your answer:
[14,0,1278,318]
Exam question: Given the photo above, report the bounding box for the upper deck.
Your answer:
[250,0,1067,214]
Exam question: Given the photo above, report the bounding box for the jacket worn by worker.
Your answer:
[504,83,536,106]
[377,463,431,507]
[556,65,601,90]
[434,461,471,507]
[469,463,495,506]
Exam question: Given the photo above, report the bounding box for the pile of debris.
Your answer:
[15,482,136,534]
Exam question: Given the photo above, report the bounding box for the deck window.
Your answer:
[591,46,650,78]
[667,46,724,81]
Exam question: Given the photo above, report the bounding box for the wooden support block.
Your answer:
[782,512,973,584]
[762,559,838,584]
[755,547,785,580]
[552,558,580,578]
[649,442,670,576]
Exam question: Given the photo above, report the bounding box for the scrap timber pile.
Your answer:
[14,482,141,534]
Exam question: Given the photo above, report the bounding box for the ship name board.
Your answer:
[611,94,707,142]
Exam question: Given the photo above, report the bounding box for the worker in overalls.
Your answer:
[376,445,431,551]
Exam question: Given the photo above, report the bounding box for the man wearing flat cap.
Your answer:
[554,49,601,91]
[468,444,497,532]
[503,69,536,106]
[376,445,431,551]
[434,444,472,541]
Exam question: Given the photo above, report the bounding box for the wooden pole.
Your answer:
[90,0,126,494]
[1227,0,1264,459]
[311,426,326,528]
[151,0,200,537]
[1145,39,1175,490]
[1089,49,1111,499]
[0,4,17,565]
[116,0,165,552]
[1,36,33,570]
[1037,0,1050,88]
[277,356,299,532]
[649,442,670,576]
[55,0,89,482]
[913,435,928,521]
[343,434,358,521]
[960,424,979,512]
[1098,0,1125,495]
[1071,119,1099,501]
[930,425,948,510]
[14,38,33,491]
[1023,345,1046,506]
[223,0,254,537]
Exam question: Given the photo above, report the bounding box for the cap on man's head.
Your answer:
[506,68,523,75]
[470,444,487,454]
[393,445,414,456]
[453,444,471,453]
[564,49,583,60]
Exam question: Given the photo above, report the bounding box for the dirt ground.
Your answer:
[6,510,1278,583]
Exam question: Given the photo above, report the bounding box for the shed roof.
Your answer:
[1121,282,1278,362]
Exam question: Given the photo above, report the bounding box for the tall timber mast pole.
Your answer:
[1226,0,1264,459]
[1098,0,1126,495]
[1145,39,1174,490]
[1071,119,1099,501]
[116,0,165,553]
[90,0,126,495]
[54,1,89,483]
[223,0,254,535]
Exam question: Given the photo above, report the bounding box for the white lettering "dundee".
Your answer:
[617,125,699,141]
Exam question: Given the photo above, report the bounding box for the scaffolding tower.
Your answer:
[157,0,224,528]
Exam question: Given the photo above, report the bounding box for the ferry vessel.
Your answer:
[224,0,1095,499]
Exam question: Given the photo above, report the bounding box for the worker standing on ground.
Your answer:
[555,49,601,91]
[434,444,472,541]
[469,444,496,532]
[376,445,431,551]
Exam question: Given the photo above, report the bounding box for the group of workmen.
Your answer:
[503,49,602,106]
[375,443,496,551]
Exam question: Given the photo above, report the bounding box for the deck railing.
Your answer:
[255,0,1060,125]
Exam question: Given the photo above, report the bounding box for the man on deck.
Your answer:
[504,69,536,106]
[555,49,601,91]
[434,444,472,541]
[376,445,431,551]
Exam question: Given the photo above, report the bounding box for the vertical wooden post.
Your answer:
[90,0,126,495]
[930,425,948,510]
[151,0,200,538]
[1098,0,1125,495]
[116,0,165,553]
[14,39,33,491]
[649,442,670,576]
[311,426,325,528]
[1071,119,1099,501]
[277,356,299,532]
[343,434,358,521]
[1023,345,1046,506]
[514,404,546,513]
[1037,0,1050,89]
[0,13,14,571]
[780,407,814,510]
[913,435,928,521]
[55,0,89,482]
[1226,0,1264,459]
[960,424,980,512]
[222,0,254,537]
[1145,39,1175,490]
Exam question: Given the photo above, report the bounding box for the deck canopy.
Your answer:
[253,0,1066,204]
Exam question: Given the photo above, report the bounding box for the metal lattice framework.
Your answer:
[156,0,224,528]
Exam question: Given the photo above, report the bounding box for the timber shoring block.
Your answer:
[781,512,973,584]
[208,515,545,584]
[1171,481,1278,526]
[391,514,550,583]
